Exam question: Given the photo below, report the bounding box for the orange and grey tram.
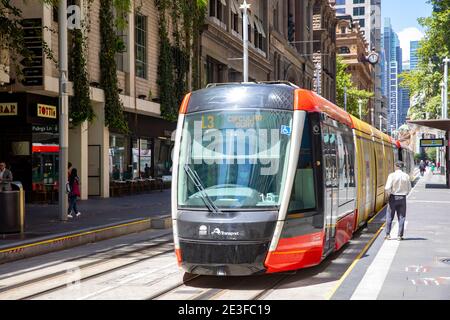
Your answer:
[171,83,414,276]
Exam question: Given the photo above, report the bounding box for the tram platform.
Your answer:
[0,191,172,264]
[331,170,450,300]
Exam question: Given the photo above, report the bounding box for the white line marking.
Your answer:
[350,177,421,300]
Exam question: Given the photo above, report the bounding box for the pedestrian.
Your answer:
[385,162,412,241]
[419,160,426,177]
[431,162,436,175]
[0,161,13,191]
[67,168,81,219]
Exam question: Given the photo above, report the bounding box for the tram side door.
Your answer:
[322,125,338,254]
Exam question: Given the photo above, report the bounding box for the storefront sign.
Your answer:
[420,139,445,148]
[37,104,57,119]
[0,103,18,116]
[32,124,58,133]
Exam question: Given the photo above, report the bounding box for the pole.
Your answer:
[240,0,250,82]
[58,0,69,221]
[444,57,449,119]
[379,115,382,132]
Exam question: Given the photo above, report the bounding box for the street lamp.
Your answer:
[240,0,250,83]
[58,0,69,221]
[443,57,449,120]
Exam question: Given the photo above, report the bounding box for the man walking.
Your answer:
[385,162,412,241]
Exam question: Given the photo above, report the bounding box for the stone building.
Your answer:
[0,0,175,201]
[0,0,333,203]
[201,0,321,89]
[336,15,374,122]
[313,0,337,103]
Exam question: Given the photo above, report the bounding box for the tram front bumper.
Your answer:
[175,210,278,276]
[179,240,271,276]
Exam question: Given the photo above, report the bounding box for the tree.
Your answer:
[399,0,450,120]
[335,56,374,119]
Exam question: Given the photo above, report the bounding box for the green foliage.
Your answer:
[155,0,207,120]
[69,28,94,127]
[156,4,177,121]
[335,56,374,119]
[100,0,128,133]
[400,0,450,120]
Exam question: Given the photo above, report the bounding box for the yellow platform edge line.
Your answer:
[325,204,388,300]
[0,218,153,254]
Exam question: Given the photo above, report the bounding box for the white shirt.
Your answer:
[385,169,412,196]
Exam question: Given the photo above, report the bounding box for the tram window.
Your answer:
[288,116,316,213]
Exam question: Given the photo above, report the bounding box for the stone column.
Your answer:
[88,101,110,198]
[69,122,89,200]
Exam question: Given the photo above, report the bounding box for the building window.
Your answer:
[336,0,346,4]
[206,56,226,84]
[209,0,226,23]
[353,7,365,16]
[338,46,350,54]
[353,0,364,3]
[109,134,129,181]
[135,14,147,79]
[357,19,365,28]
[336,8,346,14]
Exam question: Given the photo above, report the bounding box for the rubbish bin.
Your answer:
[0,181,25,234]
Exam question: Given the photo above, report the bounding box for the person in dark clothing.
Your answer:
[68,168,81,219]
[419,160,426,177]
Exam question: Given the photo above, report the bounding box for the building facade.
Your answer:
[410,40,420,71]
[0,0,176,202]
[336,15,374,121]
[313,0,337,103]
[0,0,330,203]
[334,0,385,128]
[383,17,403,133]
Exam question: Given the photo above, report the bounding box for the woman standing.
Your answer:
[68,168,81,219]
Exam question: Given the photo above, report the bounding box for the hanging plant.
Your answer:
[155,0,177,121]
[69,27,94,127]
[155,0,207,121]
[99,0,129,133]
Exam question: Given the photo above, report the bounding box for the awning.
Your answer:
[407,119,450,132]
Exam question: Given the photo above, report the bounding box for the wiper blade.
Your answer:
[183,164,222,214]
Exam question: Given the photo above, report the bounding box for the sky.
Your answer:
[381,0,433,63]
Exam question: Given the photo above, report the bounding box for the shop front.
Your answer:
[0,93,59,203]
[108,112,176,196]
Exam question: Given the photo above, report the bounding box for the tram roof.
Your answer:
[294,89,353,127]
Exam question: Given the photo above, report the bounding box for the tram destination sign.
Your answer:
[420,139,445,148]
[0,103,18,116]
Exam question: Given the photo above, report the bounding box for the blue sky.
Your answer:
[382,0,433,62]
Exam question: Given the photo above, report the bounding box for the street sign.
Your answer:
[420,139,445,148]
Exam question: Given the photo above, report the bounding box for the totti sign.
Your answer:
[37,104,57,119]
[0,103,18,116]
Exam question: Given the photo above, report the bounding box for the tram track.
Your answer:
[0,234,175,300]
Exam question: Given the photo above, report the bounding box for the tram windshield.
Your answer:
[178,110,293,210]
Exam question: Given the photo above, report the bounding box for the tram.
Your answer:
[171,82,414,276]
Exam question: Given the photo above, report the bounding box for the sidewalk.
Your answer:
[0,190,172,263]
[333,170,450,300]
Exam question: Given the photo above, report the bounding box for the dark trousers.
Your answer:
[68,195,78,215]
[386,195,407,237]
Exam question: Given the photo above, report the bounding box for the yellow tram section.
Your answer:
[350,115,396,228]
